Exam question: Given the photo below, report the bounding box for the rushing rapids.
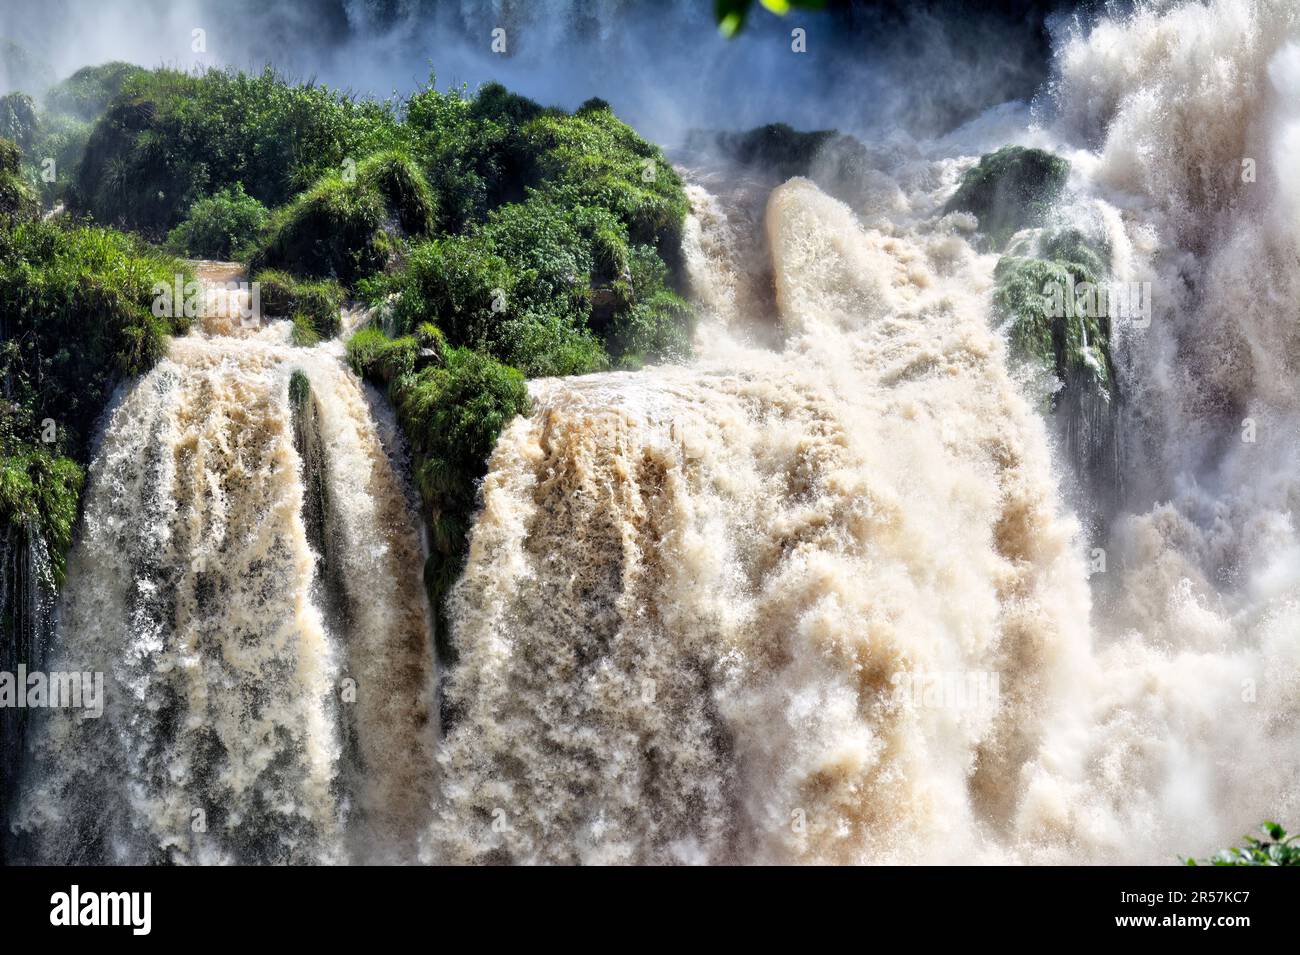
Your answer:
[10,0,1300,865]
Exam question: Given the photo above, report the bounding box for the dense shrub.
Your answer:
[166,183,269,259]
[0,218,190,576]
[404,80,540,230]
[518,105,689,251]
[380,182,689,375]
[0,220,192,449]
[250,150,434,285]
[381,230,602,378]
[75,66,403,235]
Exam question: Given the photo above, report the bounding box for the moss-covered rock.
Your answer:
[702,122,839,179]
[347,324,529,664]
[689,122,877,212]
[993,227,1113,400]
[946,146,1069,249]
[993,224,1121,519]
[253,269,343,339]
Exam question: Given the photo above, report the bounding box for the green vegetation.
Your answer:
[166,183,269,259]
[0,165,192,578]
[1187,822,1300,866]
[1,64,694,660]
[0,93,38,152]
[249,150,434,285]
[1,63,147,210]
[330,80,692,644]
[993,226,1114,402]
[347,324,529,659]
[254,269,343,340]
[0,138,38,226]
[945,146,1070,249]
[44,62,147,121]
[0,450,83,585]
[74,66,401,235]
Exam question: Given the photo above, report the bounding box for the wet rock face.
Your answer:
[944,145,1070,249]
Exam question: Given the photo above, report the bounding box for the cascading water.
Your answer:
[9,0,1300,867]
[11,269,438,864]
[428,0,1300,864]
[0,521,55,861]
[424,167,1094,864]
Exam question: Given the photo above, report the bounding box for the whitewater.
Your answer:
[14,0,1300,864]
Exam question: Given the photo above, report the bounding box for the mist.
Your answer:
[1,0,1077,142]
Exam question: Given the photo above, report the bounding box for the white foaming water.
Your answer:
[15,290,436,864]
[1012,0,1300,863]
[16,0,1300,866]
[429,0,1300,864]
[427,176,1091,863]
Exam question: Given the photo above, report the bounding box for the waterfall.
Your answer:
[8,0,1300,867]
[10,274,437,864]
[427,0,1300,864]
[0,520,55,862]
[424,175,1092,864]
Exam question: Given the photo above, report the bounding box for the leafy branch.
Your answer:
[1186,822,1300,866]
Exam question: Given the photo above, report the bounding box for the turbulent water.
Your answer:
[12,0,1300,865]
[13,271,437,864]
[429,0,1300,864]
